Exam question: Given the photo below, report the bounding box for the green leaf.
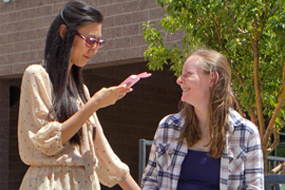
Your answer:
[143,0,285,145]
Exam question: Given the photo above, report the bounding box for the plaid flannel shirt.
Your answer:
[141,109,264,190]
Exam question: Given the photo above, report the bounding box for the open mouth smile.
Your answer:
[182,88,191,92]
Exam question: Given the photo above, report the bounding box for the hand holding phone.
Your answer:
[119,72,152,87]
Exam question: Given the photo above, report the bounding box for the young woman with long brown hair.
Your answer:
[141,49,264,189]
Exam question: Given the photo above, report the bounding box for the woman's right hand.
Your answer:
[91,84,133,109]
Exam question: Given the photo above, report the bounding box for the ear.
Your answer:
[58,24,67,39]
[209,72,219,87]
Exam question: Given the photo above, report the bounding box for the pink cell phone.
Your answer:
[119,72,152,87]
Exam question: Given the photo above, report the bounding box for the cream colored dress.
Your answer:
[18,64,130,190]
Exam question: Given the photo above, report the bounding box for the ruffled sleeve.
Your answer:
[93,114,130,187]
[18,65,64,164]
[82,81,130,187]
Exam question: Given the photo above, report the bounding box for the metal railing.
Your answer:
[138,139,153,185]
[265,174,285,190]
[267,156,285,173]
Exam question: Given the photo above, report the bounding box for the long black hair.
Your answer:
[44,1,103,145]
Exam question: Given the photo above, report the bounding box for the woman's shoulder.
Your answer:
[24,64,48,77]
[154,113,183,144]
[228,109,259,135]
[22,64,51,89]
[158,112,183,130]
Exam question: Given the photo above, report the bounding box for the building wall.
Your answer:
[0,0,184,77]
[0,0,184,189]
[0,79,10,190]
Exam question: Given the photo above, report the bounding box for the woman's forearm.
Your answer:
[60,85,132,145]
[118,175,140,190]
[61,95,100,144]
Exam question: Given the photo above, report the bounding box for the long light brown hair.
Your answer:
[178,49,234,158]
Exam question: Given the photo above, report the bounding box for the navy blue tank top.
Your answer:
[177,149,220,190]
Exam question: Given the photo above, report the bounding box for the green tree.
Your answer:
[143,0,285,174]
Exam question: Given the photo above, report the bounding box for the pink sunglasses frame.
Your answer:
[76,32,106,49]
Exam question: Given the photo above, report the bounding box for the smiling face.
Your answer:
[69,22,102,69]
[176,55,213,109]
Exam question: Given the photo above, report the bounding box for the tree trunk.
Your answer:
[252,39,267,172]
[263,145,268,174]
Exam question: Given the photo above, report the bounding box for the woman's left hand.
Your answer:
[91,84,133,109]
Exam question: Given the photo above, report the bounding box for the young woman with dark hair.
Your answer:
[18,1,140,189]
[141,49,264,189]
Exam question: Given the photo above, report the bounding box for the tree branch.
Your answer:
[257,5,268,41]
[211,13,225,51]
[231,61,257,124]
[237,27,249,34]
[266,127,280,155]
[250,12,265,137]
[279,164,285,174]
[231,11,253,46]
[271,0,281,14]
[263,60,285,145]
[231,11,237,25]
[196,18,214,42]
[270,161,285,174]
[249,107,257,124]
[282,59,285,85]
[253,16,259,39]
[232,90,245,116]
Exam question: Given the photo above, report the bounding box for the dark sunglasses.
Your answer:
[76,32,106,49]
